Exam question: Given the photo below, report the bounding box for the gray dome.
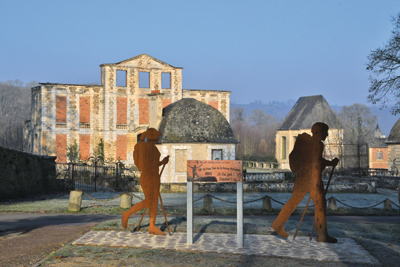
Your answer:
[387,118,400,143]
[158,98,238,144]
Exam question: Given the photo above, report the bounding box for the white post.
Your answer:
[237,182,243,248]
[187,181,193,244]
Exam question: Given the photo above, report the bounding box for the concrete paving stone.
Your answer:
[72,230,380,264]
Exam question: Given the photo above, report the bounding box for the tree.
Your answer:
[67,139,80,163]
[367,13,400,114]
[0,80,38,150]
[338,104,377,144]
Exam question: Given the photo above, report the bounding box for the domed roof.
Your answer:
[158,98,238,144]
[387,118,400,143]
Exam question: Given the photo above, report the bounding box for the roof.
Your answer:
[387,118,400,144]
[369,138,388,148]
[100,54,183,69]
[158,98,238,144]
[278,95,343,130]
[374,124,386,138]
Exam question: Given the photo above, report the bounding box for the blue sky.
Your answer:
[1,0,399,107]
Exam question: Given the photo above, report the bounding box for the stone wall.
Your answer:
[0,146,66,201]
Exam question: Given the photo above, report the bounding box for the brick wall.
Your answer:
[117,97,127,124]
[162,98,172,109]
[79,134,90,160]
[56,134,67,162]
[116,135,127,160]
[209,101,218,110]
[56,96,67,123]
[370,147,388,169]
[79,96,90,123]
[139,98,149,124]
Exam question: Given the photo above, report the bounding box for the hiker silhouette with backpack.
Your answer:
[272,122,339,243]
[121,128,169,235]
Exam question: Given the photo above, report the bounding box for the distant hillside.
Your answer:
[231,101,398,136]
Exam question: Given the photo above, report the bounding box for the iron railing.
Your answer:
[56,162,140,192]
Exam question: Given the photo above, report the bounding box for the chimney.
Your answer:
[147,91,164,129]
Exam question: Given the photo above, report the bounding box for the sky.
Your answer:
[1,0,400,107]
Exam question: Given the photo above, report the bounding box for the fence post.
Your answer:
[327,197,338,210]
[261,196,273,211]
[94,160,97,192]
[384,198,393,211]
[203,195,215,213]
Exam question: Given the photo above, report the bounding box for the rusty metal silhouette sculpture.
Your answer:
[271,122,339,243]
[122,128,170,235]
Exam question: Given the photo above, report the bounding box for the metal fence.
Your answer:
[335,143,369,176]
[56,162,140,192]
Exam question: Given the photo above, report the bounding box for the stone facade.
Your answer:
[24,54,231,164]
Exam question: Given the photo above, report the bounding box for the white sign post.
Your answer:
[186,160,243,247]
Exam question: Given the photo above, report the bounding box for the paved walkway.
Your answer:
[73,230,380,265]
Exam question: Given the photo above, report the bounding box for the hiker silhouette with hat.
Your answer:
[272,122,339,243]
[121,128,169,235]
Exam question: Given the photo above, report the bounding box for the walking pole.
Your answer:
[293,194,312,240]
[158,160,171,235]
[309,165,336,241]
[136,207,148,232]
[159,193,171,235]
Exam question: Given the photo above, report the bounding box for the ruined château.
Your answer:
[23,54,231,163]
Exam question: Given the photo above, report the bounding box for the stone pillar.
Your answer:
[202,195,215,213]
[147,92,164,129]
[261,196,273,211]
[384,198,393,211]
[120,193,133,209]
[327,197,338,210]
[68,190,83,211]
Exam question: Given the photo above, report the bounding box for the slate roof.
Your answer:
[387,118,400,144]
[158,98,238,144]
[370,138,388,148]
[278,95,343,130]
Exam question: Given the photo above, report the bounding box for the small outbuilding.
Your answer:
[275,95,343,170]
[368,124,388,169]
[154,98,238,183]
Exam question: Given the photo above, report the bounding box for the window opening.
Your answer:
[139,72,150,88]
[117,70,127,87]
[162,73,171,89]
[212,149,223,160]
[377,151,383,160]
[281,136,286,159]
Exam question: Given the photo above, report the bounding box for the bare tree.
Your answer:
[338,103,377,144]
[0,80,38,150]
[367,13,400,114]
[231,108,280,161]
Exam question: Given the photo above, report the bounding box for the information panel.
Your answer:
[187,160,243,183]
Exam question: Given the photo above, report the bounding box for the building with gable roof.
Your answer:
[23,54,231,166]
[368,124,388,169]
[275,95,344,170]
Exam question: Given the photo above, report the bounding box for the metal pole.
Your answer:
[237,182,243,248]
[115,162,118,191]
[187,180,193,244]
[94,160,97,192]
